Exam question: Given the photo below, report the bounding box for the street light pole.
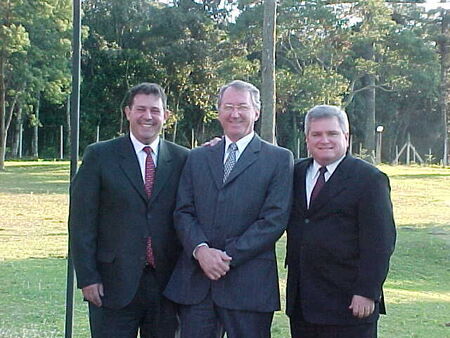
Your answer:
[376,125,384,164]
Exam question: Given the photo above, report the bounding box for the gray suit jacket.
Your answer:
[69,135,189,309]
[164,135,293,312]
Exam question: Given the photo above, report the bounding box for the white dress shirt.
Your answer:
[223,131,255,163]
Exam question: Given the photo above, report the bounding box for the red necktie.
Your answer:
[143,146,156,267]
[310,166,327,203]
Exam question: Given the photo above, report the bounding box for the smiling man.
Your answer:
[69,82,188,337]
[164,80,293,337]
[285,105,396,338]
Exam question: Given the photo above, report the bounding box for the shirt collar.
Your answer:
[224,131,255,154]
[129,132,160,157]
[312,154,346,177]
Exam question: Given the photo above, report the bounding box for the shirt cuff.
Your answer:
[193,242,209,259]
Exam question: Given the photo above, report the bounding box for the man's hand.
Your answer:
[196,246,232,280]
[349,295,375,318]
[82,283,104,307]
[202,137,222,147]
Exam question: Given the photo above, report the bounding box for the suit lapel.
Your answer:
[118,136,147,202]
[207,139,226,190]
[150,140,172,204]
[223,135,260,186]
[296,158,311,213]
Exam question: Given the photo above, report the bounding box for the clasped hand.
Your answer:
[196,246,232,280]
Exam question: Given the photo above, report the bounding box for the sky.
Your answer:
[421,0,450,9]
[155,1,450,10]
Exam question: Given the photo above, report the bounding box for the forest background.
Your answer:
[1,0,450,168]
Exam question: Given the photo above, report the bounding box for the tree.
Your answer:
[0,0,71,167]
[437,1,450,165]
[0,0,30,169]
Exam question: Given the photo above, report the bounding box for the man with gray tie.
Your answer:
[164,80,293,337]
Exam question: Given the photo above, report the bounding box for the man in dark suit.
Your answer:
[286,105,396,338]
[164,80,293,337]
[69,82,189,337]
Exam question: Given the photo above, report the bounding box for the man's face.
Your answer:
[218,87,260,142]
[125,93,168,145]
[306,117,349,166]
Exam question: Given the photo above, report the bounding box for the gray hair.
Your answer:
[216,80,261,111]
[304,105,349,135]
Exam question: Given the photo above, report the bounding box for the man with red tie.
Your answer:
[69,83,188,337]
[285,105,396,338]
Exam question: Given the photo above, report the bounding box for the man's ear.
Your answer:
[124,106,131,121]
[164,109,170,121]
[255,109,261,121]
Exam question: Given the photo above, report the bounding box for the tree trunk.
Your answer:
[31,93,40,159]
[0,51,6,170]
[361,42,376,159]
[439,3,450,166]
[260,0,277,144]
[11,105,23,158]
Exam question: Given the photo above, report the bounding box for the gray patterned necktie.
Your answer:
[223,143,238,183]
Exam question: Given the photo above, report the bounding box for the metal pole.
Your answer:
[60,125,64,160]
[65,0,81,337]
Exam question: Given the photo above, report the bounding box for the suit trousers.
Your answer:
[89,266,178,338]
[179,291,274,338]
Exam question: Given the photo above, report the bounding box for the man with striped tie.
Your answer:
[165,80,293,338]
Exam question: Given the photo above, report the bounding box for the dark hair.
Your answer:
[126,82,167,110]
[216,80,261,111]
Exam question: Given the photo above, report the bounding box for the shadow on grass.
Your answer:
[0,164,70,194]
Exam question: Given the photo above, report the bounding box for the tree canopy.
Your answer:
[1,0,448,168]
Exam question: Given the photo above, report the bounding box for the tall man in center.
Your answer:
[164,80,293,337]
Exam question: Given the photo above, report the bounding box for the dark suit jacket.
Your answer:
[69,135,189,309]
[286,155,396,325]
[164,135,293,312]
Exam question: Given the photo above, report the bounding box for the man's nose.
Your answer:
[230,108,240,117]
[319,135,329,142]
[143,110,153,119]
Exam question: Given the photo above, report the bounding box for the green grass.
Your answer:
[0,162,449,337]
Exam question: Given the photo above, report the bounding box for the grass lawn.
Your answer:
[0,161,449,337]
